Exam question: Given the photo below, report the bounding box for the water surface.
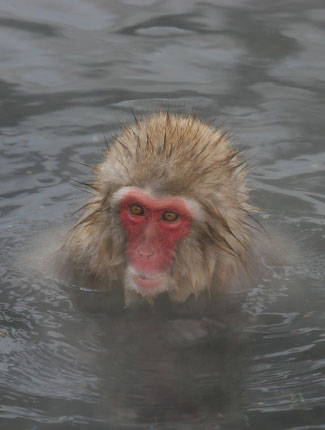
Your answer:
[0,1,324,429]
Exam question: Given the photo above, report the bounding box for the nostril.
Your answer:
[145,251,154,259]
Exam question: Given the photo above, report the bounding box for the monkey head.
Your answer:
[61,113,256,304]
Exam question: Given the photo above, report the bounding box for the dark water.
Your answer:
[0,0,324,429]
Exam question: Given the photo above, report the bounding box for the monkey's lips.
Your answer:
[131,272,167,290]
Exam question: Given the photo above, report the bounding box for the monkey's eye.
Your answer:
[129,204,144,216]
[162,211,179,222]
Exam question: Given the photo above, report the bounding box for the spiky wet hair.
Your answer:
[61,113,258,302]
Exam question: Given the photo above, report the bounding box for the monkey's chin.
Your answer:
[125,267,169,297]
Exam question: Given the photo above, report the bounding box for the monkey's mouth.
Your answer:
[135,272,164,280]
[129,268,168,291]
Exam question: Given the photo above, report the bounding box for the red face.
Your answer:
[119,189,193,294]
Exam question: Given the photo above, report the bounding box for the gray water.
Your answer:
[0,1,324,429]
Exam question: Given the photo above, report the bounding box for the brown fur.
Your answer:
[59,113,259,304]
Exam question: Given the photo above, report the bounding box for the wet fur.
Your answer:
[59,113,259,304]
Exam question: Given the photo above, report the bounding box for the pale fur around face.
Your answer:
[59,113,258,304]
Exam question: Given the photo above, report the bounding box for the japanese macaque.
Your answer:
[59,113,259,306]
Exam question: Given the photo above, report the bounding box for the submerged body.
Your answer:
[59,113,259,306]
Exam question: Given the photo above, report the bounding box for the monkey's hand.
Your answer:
[160,317,227,348]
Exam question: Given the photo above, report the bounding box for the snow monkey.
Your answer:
[60,113,259,306]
